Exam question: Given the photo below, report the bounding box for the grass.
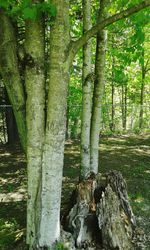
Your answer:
[0,134,150,249]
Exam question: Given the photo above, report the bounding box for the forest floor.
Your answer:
[0,134,150,249]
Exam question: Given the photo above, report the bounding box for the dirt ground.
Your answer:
[0,134,150,249]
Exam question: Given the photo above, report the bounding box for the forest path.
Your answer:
[0,134,150,249]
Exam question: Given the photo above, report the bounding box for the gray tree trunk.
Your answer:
[25,14,45,249]
[111,55,115,132]
[1,2,149,250]
[39,0,70,247]
[121,84,127,131]
[139,50,146,130]
[90,0,108,174]
[80,0,93,179]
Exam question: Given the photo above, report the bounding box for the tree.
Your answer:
[139,48,150,129]
[0,0,150,249]
[5,89,19,144]
[0,12,26,151]
[80,0,92,179]
[90,0,108,174]
[25,10,45,247]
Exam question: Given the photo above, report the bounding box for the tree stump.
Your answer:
[65,170,136,250]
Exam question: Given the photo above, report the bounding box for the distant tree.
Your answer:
[5,89,19,144]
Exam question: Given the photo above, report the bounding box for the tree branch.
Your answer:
[69,0,150,61]
[145,58,149,73]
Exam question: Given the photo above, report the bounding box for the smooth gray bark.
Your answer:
[1,2,149,249]
[80,0,92,179]
[139,50,146,130]
[90,0,107,173]
[25,16,45,248]
[39,0,70,247]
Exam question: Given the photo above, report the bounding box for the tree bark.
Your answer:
[66,171,136,249]
[124,83,127,130]
[39,0,70,247]
[139,50,145,130]
[25,8,45,248]
[0,11,26,151]
[111,55,115,132]
[80,0,92,179]
[90,0,107,174]
[121,84,127,131]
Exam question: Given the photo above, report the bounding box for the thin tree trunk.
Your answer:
[0,12,26,152]
[111,56,115,132]
[5,107,19,144]
[80,0,92,179]
[39,0,70,247]
[121,84,127,131]
[1,107,7,143]
[25,12,45,248]
[90,0,107,173]
[66,102,70,139]
[122,83,128,131]
[4,89,19,144]
[139,51,145,130]
[124,83,127,130]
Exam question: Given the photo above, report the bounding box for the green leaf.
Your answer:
[0,0,9,9]
[23,6,37,20]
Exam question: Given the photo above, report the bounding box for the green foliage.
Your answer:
[0,218,18,247]
[0,0,56,20]
[48,242,69,250]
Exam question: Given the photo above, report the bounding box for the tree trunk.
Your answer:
[66,171,136,249]
[121,84,127,131]
[5,107,19,144]
[39,0,70,247]
[4,89,19,144]
[139,51,145,130]
[25,10,45,248]
[80,0,92,179]
[66,103,70,139]
[0,12,26,152]
[90,0,107,174]
[111,56,115,132]
[124,83,127,130]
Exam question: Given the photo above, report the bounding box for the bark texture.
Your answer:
[111,55,115,132]
[139,50,145,130]
[80,0,92,179]
[0,12,26,151]
[90,0,107,173]
[25,14,45,248]
[66,171,136,250]
[39,0,70,247]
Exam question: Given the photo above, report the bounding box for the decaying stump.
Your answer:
[65,170,136,250]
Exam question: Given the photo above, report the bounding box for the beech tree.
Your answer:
[80,0,92,179]
[0,0,150,249]
[81,0,108,177]
[0,13,26,151]
[90,0,108,174]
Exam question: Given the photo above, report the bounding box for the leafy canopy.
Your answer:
[0,0,56,20]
